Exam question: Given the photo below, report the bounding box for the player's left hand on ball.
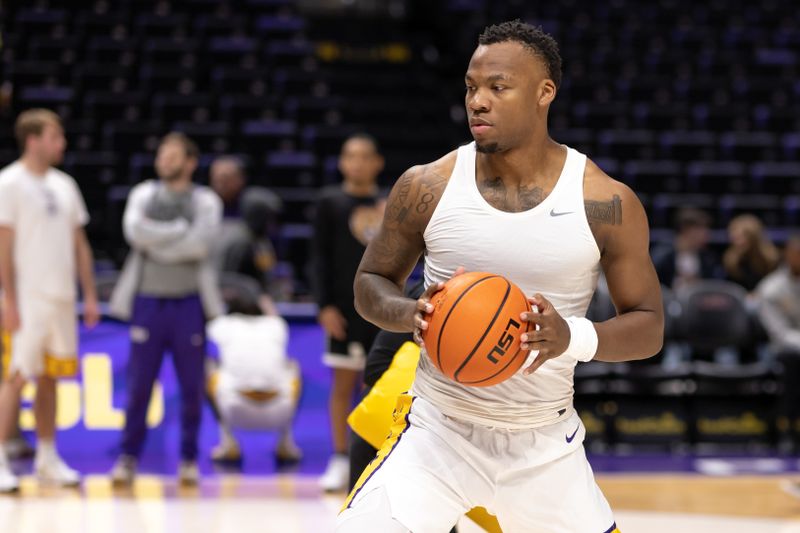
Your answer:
[519,293,570,375]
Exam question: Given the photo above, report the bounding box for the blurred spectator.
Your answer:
[0,109,99,492]
[311,133,384,492]
[206,294,302,466]
[210,156,247,219]
[652,208,720,290]
[109,132,223,486]
[756,234,800,452]
[723,214,779,293]
[209,156,284,296]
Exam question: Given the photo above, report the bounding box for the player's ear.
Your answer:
[187,157,199,176]
[538,79,556,107]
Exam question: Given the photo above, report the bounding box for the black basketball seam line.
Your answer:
[453,278,511,381]
[435,274,499,371]
[463,287,532,385]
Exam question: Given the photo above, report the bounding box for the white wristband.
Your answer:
[563,317,598,362]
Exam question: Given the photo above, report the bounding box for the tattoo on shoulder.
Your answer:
[385,165,448,227]
[585,194,622,226]
[385,170,415,225]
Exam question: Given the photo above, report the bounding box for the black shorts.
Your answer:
[322,313,379,370]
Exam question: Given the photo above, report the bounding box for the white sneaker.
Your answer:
[35,454,80,487]
[0,461,19,493]
[319,454,349,492]
[110,455,137,486]
[781,480,800,499]
[178,461,199,486]
[211,441,242,464]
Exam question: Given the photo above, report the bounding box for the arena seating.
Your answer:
[2,0,798,449]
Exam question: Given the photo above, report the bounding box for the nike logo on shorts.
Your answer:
[566,425,579,443]
[550,209,573,217]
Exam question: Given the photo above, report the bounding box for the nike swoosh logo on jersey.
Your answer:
[566,425,580,443]
[550,209,573,217]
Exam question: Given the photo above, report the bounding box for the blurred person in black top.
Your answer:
[652,208,721,290]
[311,133,385,492]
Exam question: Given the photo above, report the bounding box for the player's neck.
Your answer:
[162,175,193,193]
[674,235,699,253]
[477,137,563,186]
[19,154,50,177]
[342,180,377,197]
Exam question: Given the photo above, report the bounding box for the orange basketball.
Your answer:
[422,272,532,387]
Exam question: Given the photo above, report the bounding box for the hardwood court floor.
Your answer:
[1,473,800,532]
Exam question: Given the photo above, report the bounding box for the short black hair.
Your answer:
[343,132,381,154]
[478,20,562,88]
[225,294,262,316]
[675,208,712,233]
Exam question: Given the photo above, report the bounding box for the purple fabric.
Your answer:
[120,295,206,460]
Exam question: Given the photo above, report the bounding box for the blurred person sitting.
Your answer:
[757,234,800,455]
[206,294,302,465]
[209,156,283,295]
[723,214,779,293]
[652,207,720,290]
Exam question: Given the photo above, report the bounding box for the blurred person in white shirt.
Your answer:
[0,109,99,492]
[207,294,302,465]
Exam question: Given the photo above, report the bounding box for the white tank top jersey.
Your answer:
[414,142,602,429]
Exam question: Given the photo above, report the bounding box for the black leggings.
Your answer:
[349,429,378,492]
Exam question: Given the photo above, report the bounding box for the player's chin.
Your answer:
[474,140,501,154]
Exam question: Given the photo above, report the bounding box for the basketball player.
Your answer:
[109,132,223,486]
[0,109,100,492]
[206,293,302,465]
[311,133,385,491]
[338,21,664,532]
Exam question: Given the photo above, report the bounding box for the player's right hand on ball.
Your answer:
[412,266,466,346]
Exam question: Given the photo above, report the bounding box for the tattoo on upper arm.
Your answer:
[366,164,447,270]
[386,166,447,226]
[386,170,415,225]
[585,194,622,226]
